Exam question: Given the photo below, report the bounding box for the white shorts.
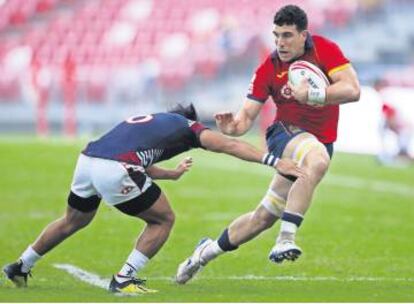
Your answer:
[71,154,153,206]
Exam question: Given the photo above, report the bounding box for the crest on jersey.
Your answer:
[280,83,293,99]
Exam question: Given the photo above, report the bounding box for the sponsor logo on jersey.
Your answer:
[276,71,288,79]
[121,186,134,195]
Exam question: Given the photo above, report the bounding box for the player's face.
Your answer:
[273,24,307,62]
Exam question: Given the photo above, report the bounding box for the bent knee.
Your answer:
[302,148,330,178]
[150,210,175,228]
[164,211,175,227]
[313,158,330,176]
[305,157,330,181]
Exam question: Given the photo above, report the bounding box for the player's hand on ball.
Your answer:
[288,79,309,105]
[275,158,305,179]
[215,112,237,135]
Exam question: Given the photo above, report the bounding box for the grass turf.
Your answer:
[0,138,413,302]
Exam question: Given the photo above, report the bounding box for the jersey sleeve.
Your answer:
[188,120,209,148]
[315,36,350,77]
[246,58,272,103]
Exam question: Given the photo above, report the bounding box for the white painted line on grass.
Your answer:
[54,264,110,289]
[54,263,414,289]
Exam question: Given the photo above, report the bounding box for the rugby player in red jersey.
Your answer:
[176,4,360,284]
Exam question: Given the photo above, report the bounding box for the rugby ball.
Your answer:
[288,60,329,89]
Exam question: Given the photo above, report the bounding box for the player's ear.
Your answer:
[300,30,308,40]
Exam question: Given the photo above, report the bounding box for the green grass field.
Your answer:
[1,138,414,302]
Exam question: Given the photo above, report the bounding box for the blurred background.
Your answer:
[0,0,413,163]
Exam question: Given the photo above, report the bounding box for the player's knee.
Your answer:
[163,210,175,228]
[307,157,330,180]
[152,209,175,230]
[260,189,286,218]
[301,143,330,178]
[316,158,330,175]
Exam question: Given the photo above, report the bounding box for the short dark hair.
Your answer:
[273,5,308,32]
[168,103,199,121]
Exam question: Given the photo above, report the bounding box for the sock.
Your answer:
[278,211,304,242]
[117,249,149,282]
[20,246,42,273]
[217,228,239,252]
[199,240,224,264]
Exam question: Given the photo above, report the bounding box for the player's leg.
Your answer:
[221,173,293,247]
[108,181,171,294]
[269,132,331,263]
[3,200,99,287]
[113,185,174,277]
[175,175,293,284]
[176,122,298,284]
[3,155,100,287]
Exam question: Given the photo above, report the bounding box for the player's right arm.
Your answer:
[215,99,263,136]
[199,129,304,178]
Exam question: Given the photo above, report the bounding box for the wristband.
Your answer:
[262,153,279,167]
[307,88,326,106]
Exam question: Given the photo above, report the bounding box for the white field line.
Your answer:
[54,263,414,290]
[198,162,414,198]
[54,264,110,289]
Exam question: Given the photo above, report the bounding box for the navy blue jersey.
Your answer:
[82,113,208,167]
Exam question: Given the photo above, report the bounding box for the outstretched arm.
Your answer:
[146,157,193,180]
[215,99,263,136]
[199,129,304,178]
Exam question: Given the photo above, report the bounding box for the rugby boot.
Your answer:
[3,260,31,287]
[268,239,302,264]
[109,275,158,295]
[175,237,213,284]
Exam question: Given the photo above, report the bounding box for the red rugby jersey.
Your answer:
[247,35,350,143]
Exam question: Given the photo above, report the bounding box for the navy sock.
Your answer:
[217,228,238,252]
[281,211,303,227]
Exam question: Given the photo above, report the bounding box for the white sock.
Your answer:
[20,246,42,273]
[117,249,149,281]
[200,240,224,264]
[277,221,298,243]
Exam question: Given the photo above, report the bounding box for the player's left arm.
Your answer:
[325,64,361,105]
[146,157,193,180]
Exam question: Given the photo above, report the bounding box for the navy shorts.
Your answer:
[266,121,334,159]
[266,121,334,181]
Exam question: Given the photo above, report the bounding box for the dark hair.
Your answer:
[168,103,198,121]
[273,5,308,32]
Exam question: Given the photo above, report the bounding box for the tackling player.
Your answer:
[3,103,302,295]
[176,4,360,284]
